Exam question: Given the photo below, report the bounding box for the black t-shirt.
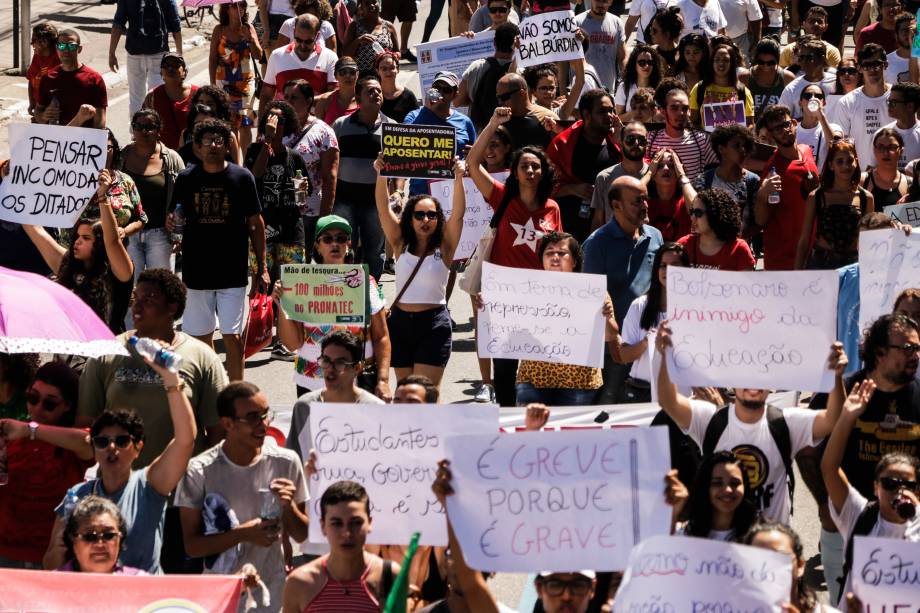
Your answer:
[243,144,307,247]
[505,114,551,150]
[171,163,262,290]
[572,136,616,185]
[381,89,419,123]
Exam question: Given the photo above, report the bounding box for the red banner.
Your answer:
[0,569,242,612]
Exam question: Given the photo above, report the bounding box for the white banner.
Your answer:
[0,123,107,228]
[305,403,498,545]
[859,228,920,332]
[514,10,584,69]
[444,427,671,572]
[613,535,792,612]
[884,202,920,227]
[431,171,508,261]
[416,31,496,93]
[477,262,607,368]
[852,536,920,608]
[665,267,838,392]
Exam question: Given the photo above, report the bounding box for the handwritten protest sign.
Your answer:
[305,403,498,545]
[0,123,106,227]
[703,101,746,132]
[852,536,920,608]
[884,202,920,227]
[431,171,508,261]
[612,535,792,612]
[859,228,920,332]
[515,10,584,69]
[417,30,495,92]
[477,262,606,368]
[279,264,367,325]
[665,267,838,392]
[380,124,456,179]
[444,427,670,572]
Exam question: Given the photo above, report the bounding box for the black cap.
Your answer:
[161,52,186,68]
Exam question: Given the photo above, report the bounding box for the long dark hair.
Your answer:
[671,33,709,77]
[623,44,666,97]
[399,194,445,254]
[499,146,554,213]
[743,521,815,611]
[686,451,758,541]
[640,242,688,330]
[698,43,740,92]
[482,125,513,170]
[191,86,231,122]
[834,57,863,95]
[821,139,861,190]
[219,0,249,26]
[57,219,111,322]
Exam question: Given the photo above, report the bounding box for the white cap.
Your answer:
[538,570,596,579]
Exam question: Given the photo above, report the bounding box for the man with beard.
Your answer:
[654,322,848,523]
[590,121,650,231]
[647,87,717,183]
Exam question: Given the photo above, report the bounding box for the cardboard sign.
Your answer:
[612,535,793,612]
[884,202,920,227]
[416,31,496,93]
[0,123,107,227]
[477,262,607,368]
[305,403,498,545]
[515,10,584,69]
[431,171,509,261]
[702,101,746,132]
[852,536,920,608]
[279,264,367,325]
[859,228,920,332]
[444,427,671,572]
[665,267,838,392]
[380,123,456,179]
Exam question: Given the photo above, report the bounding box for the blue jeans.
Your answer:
[333,199,385,280]
[515,382,597,406]
[128,227,175,280]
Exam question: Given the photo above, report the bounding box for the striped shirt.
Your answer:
[305,558,380,612]
[647,128,718,183]
[332,111,395,202]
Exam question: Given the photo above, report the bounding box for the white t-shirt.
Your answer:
[614,81,639,110]
[676,523,735,541]
[777,73,838,119]
[877,120,920,170]
[886,51,911,84]
[830,484,920,607]
[796,121,843,171]
[628,0,667,43]
[684,401,819,522]
[270,0,295,17]
[720,0,762,39]
[667,0,727,41]
[831,87,893,172]
[263,43,338,98]
[278,18,336,47]
[621,295,662,382]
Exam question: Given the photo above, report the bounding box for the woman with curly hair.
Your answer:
[614,44,666,119]
[795,139,874,269]
[672,150,755,270]
[186,86,242,163]
[670,33,709,92]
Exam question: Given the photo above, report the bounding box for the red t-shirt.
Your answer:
[678,234,756,270]
[856,22,898,54]
[26,53,61,106]
[487,179,563,270]
[648,195,691,242]
[149,84,199,150]
[0,439,92,563]
[37,64,108,126]
[760,145,819,271]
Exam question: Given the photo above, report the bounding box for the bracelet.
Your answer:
[165,381,186,394]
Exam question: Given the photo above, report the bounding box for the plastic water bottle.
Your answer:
[294,170,308,213]
[171,204,185,244]
[0,438,8,486]
[129,336,184,373]
[767,167,781,205]
[807,99,820,114]
[47,96,61,125]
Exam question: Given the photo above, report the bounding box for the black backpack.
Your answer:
[470,57,510,130]
[702,404,795,512]
[837,501,880,596]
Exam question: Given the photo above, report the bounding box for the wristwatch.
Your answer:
[679,175,692,186]
[28,421,39,441]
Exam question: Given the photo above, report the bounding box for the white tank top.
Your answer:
[394,249,449,305]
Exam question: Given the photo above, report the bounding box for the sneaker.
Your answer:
[400,50,418,63]
[474,383,495,403]
[271,342,296,362]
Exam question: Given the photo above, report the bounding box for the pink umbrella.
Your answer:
[182,0,235,7]
[0,266,129,358]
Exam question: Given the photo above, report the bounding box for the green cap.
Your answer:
[314,214,352,240]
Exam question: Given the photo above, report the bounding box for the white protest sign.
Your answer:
[515,10,584,69]
[884,202,920,227]
[416,30,496,93]
[0,123,106,227]
[431,171,508,261]
[305,403,498,545]
[612,535,792,612]
[477,262,606,368]
[852,536,920,608]
[665,267,838,392]
[444,427,671,572]
[859,228,920,332]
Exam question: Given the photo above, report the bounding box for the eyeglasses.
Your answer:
[132,122,159,132]
[636,59,654,68]
[860,60,885,71]
[412,210,439,221]
[317,233,349,244]
[92,434,135,450]
[875,143,902,153]
[536,85,556,92]
[880,476,919,492]
[888,342,920,353]
[543,249,572,258]
[234,409,274,426]
[801,92,825,101]
[317,356,357,372]
[689,208,706,218]
[540,578,593,597]
[624,134,647,147]
[489,5,510,13]
[797,54,819,63]
[77,530,121,544]
[768,120,793,134]
[888,98,910,106]
[26,390,63,413]
[201,136,226,147]
[337,67,358,76]
[754,59,777,67]
[56,41,79,52]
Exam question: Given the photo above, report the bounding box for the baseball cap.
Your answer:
[538,570,596,579]
[432,71,460,89]
[161,52,186,68]
[314,214,352,240]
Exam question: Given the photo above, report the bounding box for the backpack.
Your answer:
[470,57,511,130]
[138,0,167,47]
[702,404,795,513]
[837,501,880,596]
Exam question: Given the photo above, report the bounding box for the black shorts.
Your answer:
[388,305,452,368]
[382,0,418,23]
[267,12,289,40]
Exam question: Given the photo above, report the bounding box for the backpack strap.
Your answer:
[765,404,795,512]
[838,501,881,595]
[701,405,731,457]
[381,559,394,603]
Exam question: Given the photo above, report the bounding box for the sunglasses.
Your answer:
[541,579,593,597]
[496,90,518,102]
[880,476,919,492]
[624,134,647,147]
[801,92,824,101]
[797,54,819,62]
[317,233,349,244]
[77,530,121,544]
[234,409,274,426]
[26,391,63,412]
[689,208,706,218]
[412,210,439,221]
[636,59,654,68]
[56,41,79,51]
[293,35,316,45]
[489,5,510,12]
[838,67,859,76]
[92,434,135,450]
[132,122,160,132]
[860,60,885,70]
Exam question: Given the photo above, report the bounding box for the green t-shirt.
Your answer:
[78,331,227,468]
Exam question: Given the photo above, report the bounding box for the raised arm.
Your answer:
[21,224,67,274]
[98,170,135,282]
[372,154,405,252]
[654,322,694,430]
[821,379,876,514]
[440,158,468,263]
[811,343,847,439]
[467,108,511,199]
[557,59,585,122]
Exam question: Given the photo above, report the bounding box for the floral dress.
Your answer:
[215,32,254,129]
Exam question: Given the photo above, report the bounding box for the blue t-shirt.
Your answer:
[838,263,861,376]
[403,107,477,196]
[56,469,166,574]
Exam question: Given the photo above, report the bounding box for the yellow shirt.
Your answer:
[688,82,755,128]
